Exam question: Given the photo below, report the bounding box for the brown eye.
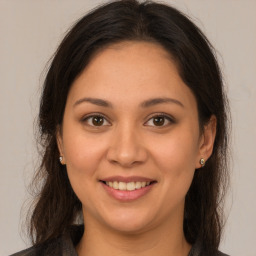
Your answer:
[83,115,110,127]
[145,114,174,127]
[153,116,165,126]
[92,116,104,126]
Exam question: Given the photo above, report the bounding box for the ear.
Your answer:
[196,115,217,169]
[56,125,66,165]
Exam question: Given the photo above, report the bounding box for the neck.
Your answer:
[76,213,191,256]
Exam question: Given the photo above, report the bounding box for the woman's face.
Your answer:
[58,41,212,234]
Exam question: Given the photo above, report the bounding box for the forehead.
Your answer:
[85,41,176,77]
[67,41,196,110]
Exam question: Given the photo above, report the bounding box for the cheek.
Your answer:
[152,132,199,168]
[63,130,108,177]
[62,132,109,207]
[149,127,199,188]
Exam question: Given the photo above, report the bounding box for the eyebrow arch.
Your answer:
[73,97,113,108]
[140,97,184,108]
[73,97,184,109]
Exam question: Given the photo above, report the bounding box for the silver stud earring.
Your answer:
[59,156,64,164]
[199,158,205,167]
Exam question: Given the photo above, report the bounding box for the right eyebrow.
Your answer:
[140,97,184,108]
[73,97,113,108]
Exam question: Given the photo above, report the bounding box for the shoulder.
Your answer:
[189,239,230,256]
[9,246,36,256]
[9,225,82,256]
[9,237,62,256]
[9,245,44,256]
[216,251,230,256]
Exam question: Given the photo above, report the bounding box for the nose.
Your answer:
[106,124,148,168]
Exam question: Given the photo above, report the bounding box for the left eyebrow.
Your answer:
[140,97,184,108]
[73,97,113,108]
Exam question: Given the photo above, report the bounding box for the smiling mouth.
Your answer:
[100,181,156,191]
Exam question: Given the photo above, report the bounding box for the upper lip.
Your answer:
[100,176,156,183]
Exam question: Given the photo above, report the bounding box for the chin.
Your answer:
[100,208,158,235]
[107,221,152,235]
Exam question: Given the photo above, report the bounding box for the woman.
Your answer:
[12,0,230,255]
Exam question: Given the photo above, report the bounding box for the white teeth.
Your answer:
[127,182,135,191]
[135,181,142,189]
[113,181,119,189]
[119,182,127,190]
[105,181,152,191]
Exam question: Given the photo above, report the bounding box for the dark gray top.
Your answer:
[10,225,229,256]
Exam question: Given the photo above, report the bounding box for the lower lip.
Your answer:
[101,182,155,202]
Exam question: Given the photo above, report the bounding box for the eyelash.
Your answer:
[144,113,175,127]
[81,113,111,127]
[81,113,175,128]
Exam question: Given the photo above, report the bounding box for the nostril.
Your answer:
[106,140,148,167]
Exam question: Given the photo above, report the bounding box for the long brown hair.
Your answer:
[29,1,230,254]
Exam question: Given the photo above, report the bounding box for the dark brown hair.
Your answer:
[29,0,230,254]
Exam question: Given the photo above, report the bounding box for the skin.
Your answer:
[57,41,216,256]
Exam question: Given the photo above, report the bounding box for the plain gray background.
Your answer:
[0,0,255,255]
